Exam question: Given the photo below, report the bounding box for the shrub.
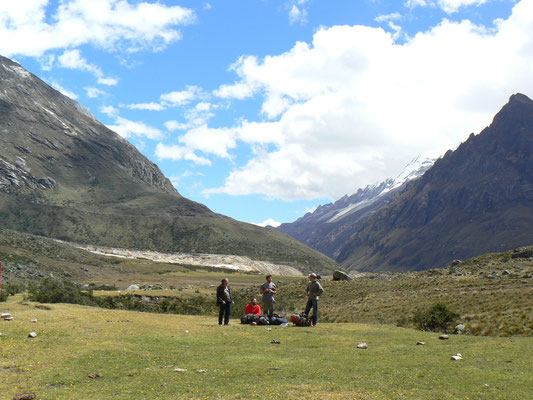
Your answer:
[413,303,459,333]
[0,289,8,302]
[27,278,96,306]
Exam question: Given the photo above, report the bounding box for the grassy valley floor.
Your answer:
[1,295,532,400]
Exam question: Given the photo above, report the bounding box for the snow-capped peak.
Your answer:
[325,156,435,223]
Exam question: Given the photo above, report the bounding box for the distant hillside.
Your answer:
[0,55,338,274]
[277,156,434,259]
[337,93,533,272]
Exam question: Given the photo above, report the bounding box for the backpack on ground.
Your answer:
[290,313,311,327]
[257,315,269,325]
[269,314,288,325]
[241,314,260,324]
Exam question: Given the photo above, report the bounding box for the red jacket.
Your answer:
[245,303,262,316]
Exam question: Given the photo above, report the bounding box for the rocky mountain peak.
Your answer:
[0,55,178,197]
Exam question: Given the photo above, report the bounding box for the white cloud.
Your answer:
[405,0,429,8]
[252,218,282,228]
[100,105,118,117]
[160,85,202,106]
[288,0,309,25]
[155,143,211,165]
[375,13,402,23]
[0,0,195,58]
[202,0,533,201]
[124,102,166,111]
[49,80,79,99]
[107,116,162,139]
[405,0,489,13]
[85,86,107,98]
[58,49,118,85]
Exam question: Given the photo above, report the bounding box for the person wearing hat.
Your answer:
[304,273,324,326]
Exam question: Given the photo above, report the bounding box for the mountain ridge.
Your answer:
[277,156,434,259]
[0,55,338,274]
[337,93,533,271]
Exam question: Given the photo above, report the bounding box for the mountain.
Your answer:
[277,156,434,259]
[336,93,533,272]
[0,55,338,274]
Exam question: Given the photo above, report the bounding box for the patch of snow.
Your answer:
[326,156,435,223]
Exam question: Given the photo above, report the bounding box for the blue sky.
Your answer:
[1,0,532,226]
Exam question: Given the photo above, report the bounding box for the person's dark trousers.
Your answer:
[218,303,231,325]
[263,301,274,316]
[304,298,318,325]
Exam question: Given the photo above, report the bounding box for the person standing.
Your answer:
[260,274,277,317]
[304,273,324,326]
[216,278,234,326]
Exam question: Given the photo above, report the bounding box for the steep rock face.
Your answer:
[0,56,338,273]
[337,93,533,272]
[277,157,434,259]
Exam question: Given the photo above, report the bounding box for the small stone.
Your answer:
[416,341,425,345]
[28,332,37,338]
[184,330,189,333]
[174,368,187,372]
[31,319,38,323]
[13,393,36,400]
[439,334,449,340]
[196,369,207,373]
[88,373,102,379]
[451,353,463,360]
[357,342,368,349]
[3,316,14,321]
[270,340,281,344]
[266,328,272,331]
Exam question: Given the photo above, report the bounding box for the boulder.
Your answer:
[332,270,353,281]
[13,393,36,400]
[511,249,533,259]
[439,334,449,340]
[357,342,368,349]
[455,324,466,334]
[28,332,37,338]
[126,284,140,291]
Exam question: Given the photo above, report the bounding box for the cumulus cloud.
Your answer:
[57,49,118,85]
[107,116,162,139]
[406,0,489,13]
[155,143,211,165]
[100,104,119,117]
[374,13,402,23]
[0,0,195,58]
[124,102,166,111]
[85,86,107,98]
[288,0,309,25]
[160,86,202,106]
[199,0,533,201]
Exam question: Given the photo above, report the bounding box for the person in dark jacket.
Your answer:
[304,273,324,326]
[216,278,234,325]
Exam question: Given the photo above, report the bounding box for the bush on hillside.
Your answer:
[27,278,97,306]
[413,303,459,333]
[0,284,25,302]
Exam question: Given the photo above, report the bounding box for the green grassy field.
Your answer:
[1,295,532,400]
